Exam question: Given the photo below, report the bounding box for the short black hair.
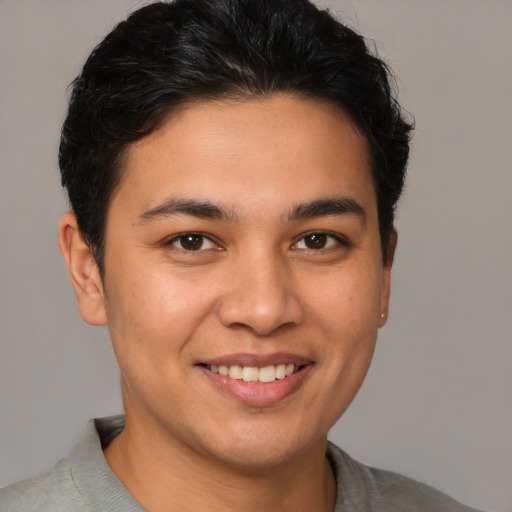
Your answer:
[59,0,413,272]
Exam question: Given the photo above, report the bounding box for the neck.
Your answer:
[104,413,337,512]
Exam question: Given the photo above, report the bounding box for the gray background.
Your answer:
[1,1,510,511]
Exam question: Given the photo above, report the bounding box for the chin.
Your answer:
[199,421,326,471]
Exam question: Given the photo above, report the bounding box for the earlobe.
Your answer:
[58,212,107,326]
[378,230,398,328]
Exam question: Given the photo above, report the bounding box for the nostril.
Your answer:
[216,265,304,335]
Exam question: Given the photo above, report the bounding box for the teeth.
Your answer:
[229,365,243,380]
[242,367,259,382]
[258,365,276,383]
[275,364,286,379]
[207,363,299,383]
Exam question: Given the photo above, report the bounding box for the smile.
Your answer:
[198,354,313,406]
[206,363,299,383]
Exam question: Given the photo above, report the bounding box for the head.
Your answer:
[59,0,412,275]
[58,0,413,472]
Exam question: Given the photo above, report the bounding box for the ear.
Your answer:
[378,230,398,328]
[58,212,107,326]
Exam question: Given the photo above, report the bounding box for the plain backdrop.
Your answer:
[1,1,511,511]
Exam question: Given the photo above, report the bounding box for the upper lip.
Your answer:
[199,352,314,368]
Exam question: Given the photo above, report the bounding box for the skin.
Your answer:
[59,95,395,512]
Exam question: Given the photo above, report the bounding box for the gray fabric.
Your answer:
[0,417,141,512]
[328,444,484,511]
[0,416,484,511]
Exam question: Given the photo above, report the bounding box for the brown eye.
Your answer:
[180,235,204,250]
[294,232,346,251]
[304,233,327,249]
[167,233,217,251]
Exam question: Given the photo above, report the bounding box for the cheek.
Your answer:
[304,264,383,333]
[303,264,382,403]
[104,263,220,365]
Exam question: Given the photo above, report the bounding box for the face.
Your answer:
[86,95,393,469]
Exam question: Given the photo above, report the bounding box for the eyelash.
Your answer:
[164,233,219,252]
[292,231,349,251]
[163,231,349,252]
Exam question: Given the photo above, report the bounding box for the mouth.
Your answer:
[197,355,313,407]
[202,363,302,383]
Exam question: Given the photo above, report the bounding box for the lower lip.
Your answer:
[198,365,312,407]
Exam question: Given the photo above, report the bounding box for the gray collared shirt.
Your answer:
[0,415,484,511]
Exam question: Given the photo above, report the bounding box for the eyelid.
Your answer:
[161,230,348,251]
[163,232,221,250]
[292,231,349,250]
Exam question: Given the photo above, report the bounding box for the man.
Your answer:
[1,0,484,510]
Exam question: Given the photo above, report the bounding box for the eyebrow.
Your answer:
[137,198,230,223]
[288,196,366,223]
[136,195,366,225]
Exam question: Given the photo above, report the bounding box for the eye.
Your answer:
[293,232,346,250]
[166,233,217,251]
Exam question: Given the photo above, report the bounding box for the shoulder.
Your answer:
[327,442,485,512]
[0,416,129,512]
[0,458,86,512]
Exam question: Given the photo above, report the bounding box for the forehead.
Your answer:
[113,95,375,220]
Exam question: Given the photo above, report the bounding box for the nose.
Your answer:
[217,252,304,336]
